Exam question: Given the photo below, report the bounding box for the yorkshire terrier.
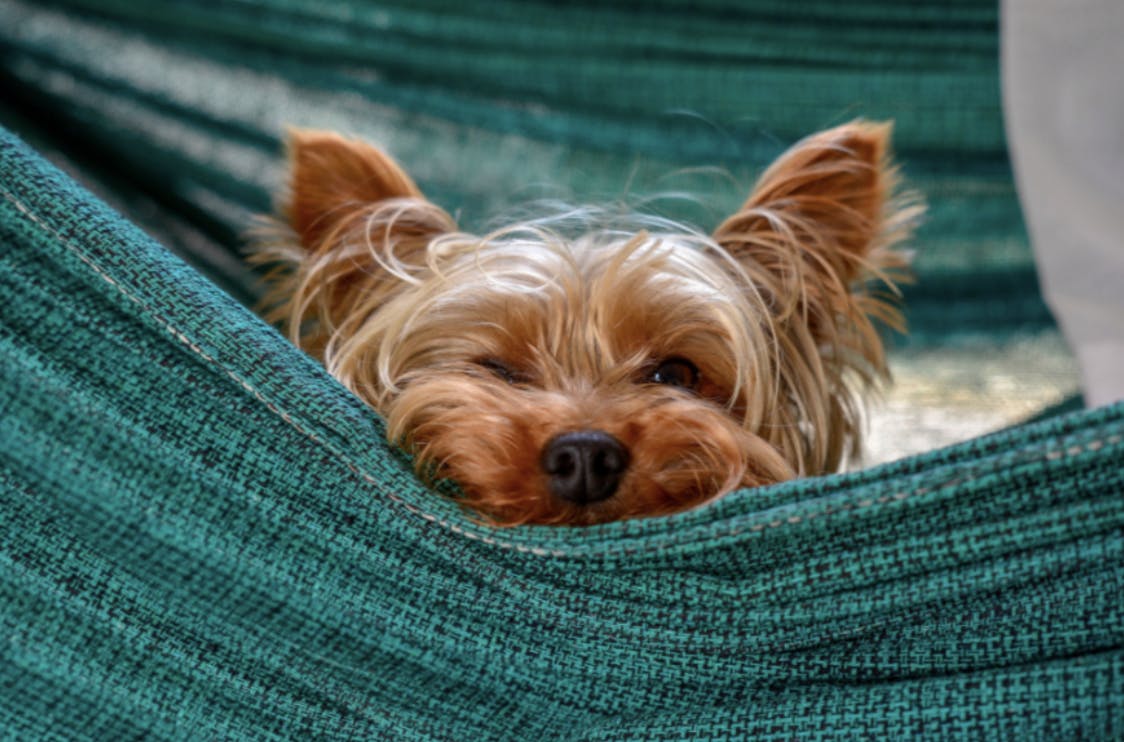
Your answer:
[255,121,920,526]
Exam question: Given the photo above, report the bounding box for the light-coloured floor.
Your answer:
[863,330,1081,466]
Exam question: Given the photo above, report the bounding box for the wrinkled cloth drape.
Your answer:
[2,125,1122,740]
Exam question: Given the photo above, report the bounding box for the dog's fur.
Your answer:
[254,122,920,526]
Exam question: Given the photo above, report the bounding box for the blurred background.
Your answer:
[0,0,1101,465]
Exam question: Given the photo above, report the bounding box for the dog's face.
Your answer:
[258,123,918,525]
[351,228,795,526]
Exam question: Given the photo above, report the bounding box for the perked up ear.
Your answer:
[713,120,917,328]
[284,128,444,250]
[711,121,921,473]
[258,130,456,359]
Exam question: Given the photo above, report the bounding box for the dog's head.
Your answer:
[258,123,919,525]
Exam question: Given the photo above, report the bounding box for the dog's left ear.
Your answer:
[712,121,910,318]
[713,121,919,474]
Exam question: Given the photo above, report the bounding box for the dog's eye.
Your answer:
[648,357,699,390]
[478,358,526,385]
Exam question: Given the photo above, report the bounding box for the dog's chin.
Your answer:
[385,373,795,527]
[435,448,793,527]
[457,470,788,527]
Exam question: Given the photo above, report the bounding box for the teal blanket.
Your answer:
[2,126,1122,738]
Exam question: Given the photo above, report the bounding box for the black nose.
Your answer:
[541,431,630,505]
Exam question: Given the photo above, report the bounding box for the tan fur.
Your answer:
[252,123,922,526]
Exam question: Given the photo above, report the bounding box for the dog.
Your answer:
[255,121,920,526]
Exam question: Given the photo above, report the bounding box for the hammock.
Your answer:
[2,1,1122,738]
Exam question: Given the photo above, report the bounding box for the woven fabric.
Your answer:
[0,0,1044,342]
[2,123,1122,739]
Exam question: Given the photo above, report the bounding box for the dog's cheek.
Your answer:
[431,418,551,526]
[384,378,584,525]
[628,405,745,513]
[605,398,792,518]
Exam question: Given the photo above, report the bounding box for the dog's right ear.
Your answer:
[285,129,453,250]
[260,130,456,360]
